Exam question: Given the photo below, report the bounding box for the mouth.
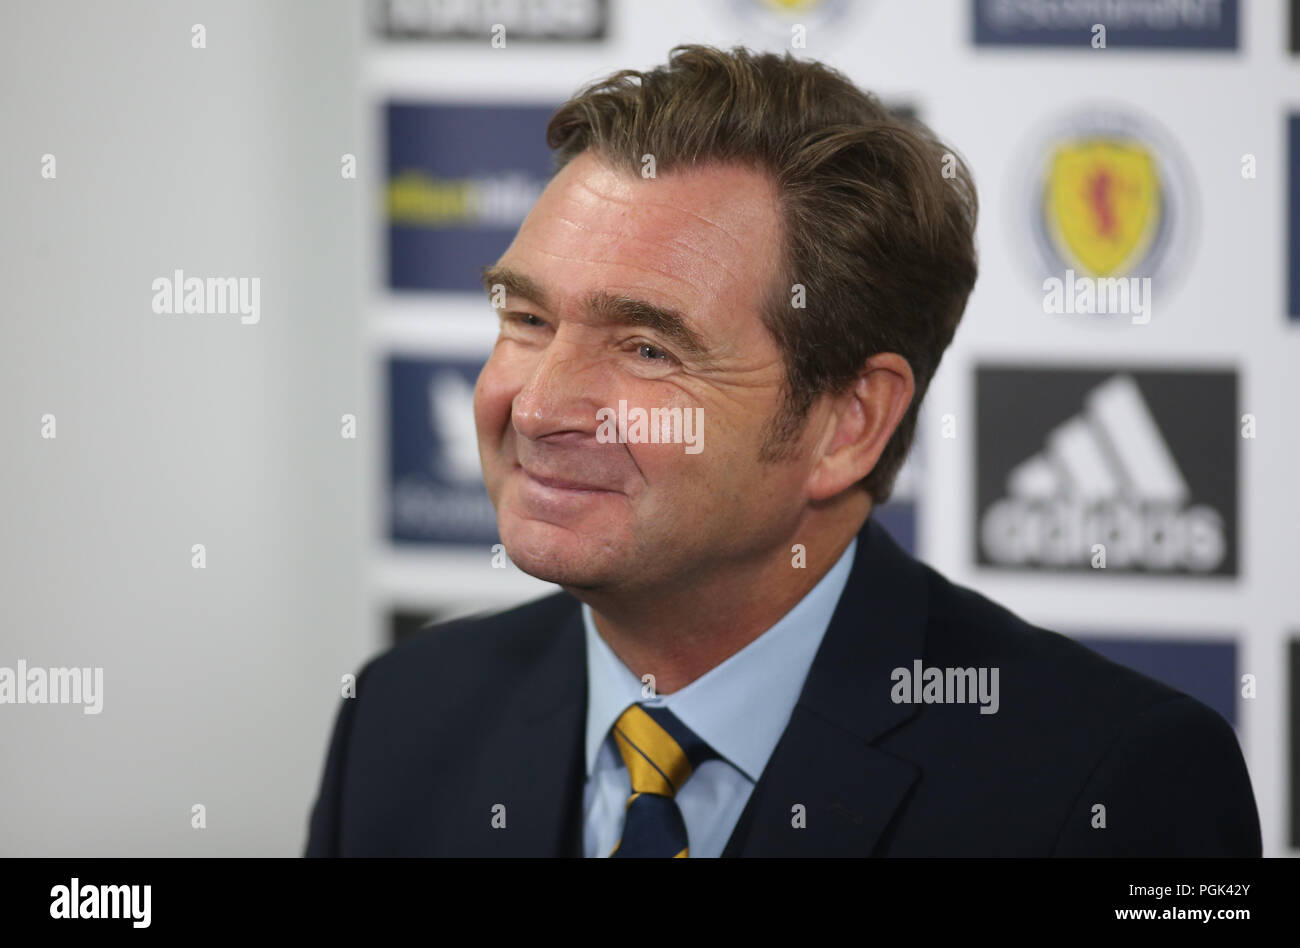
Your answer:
[518,465,619,494]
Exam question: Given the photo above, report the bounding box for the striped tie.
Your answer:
[608,703,718,858]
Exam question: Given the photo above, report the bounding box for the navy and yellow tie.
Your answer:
[608,703,718,858]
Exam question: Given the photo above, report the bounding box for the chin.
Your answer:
[498,512,614,587]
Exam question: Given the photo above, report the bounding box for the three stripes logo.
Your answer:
[976,367,1238,575]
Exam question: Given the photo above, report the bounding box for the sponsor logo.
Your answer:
[727,0,859,47]
[373,0,608,41]
[388,356,499,545]
[976,368,1238,575]
[387,102,556,291]
[973,0,1239,49]
[1021,109,1195,300]
[389,170,542,228]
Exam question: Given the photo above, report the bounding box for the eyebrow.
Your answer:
[481,264,551,311]
[480,264,715,364]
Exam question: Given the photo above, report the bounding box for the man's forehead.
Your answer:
[538,151,780,236]
[501,152,782,321]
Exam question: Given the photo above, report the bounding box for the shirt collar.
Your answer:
[582,536,858,782]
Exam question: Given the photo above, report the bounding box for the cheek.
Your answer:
[620,407,724,489]
[474,353,518,432]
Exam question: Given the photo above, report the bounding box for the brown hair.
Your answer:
[546,44,978,502]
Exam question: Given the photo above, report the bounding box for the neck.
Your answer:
[572,499,870,694]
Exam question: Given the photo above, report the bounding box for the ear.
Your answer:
[805,353,915,502]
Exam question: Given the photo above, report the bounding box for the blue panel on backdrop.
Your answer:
[387,355,500,545]
[873,501,916,555]
[1071,635,1237,727]
[973,0,1238,49]
[386,102,557,292]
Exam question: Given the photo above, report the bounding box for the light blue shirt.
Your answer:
[581,537,858,857]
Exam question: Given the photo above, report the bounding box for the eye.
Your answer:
[636,342,674,362]
[505,312,546,329]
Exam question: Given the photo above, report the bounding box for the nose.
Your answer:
[511,335,604,444]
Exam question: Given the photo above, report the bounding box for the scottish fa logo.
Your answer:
[1025,109,1195,292]
[730,0,859,47]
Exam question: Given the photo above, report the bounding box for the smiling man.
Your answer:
[472,149,895,697]
[306,45,1260,858]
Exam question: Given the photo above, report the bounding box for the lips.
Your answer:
[519,465,617,493]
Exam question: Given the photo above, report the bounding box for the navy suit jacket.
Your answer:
[305,518,1261,857]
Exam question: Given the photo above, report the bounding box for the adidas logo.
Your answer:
[980,374,1226,572]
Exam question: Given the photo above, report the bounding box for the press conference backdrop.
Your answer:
[1,0,1297,856]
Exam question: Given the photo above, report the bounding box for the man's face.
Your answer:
[475,150,814,593]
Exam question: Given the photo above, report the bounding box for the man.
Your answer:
[306,45,1260,857]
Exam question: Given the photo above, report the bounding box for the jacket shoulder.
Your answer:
[305,589,581,857]
[359,589,580,699]
[887,563,1258,855]
[921,563,1189,718]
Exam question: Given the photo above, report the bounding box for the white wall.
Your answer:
[0,0,365,855]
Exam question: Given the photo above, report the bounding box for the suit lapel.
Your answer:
[441,517,929,857]
[723,519,929,857]
[440,603,588,857]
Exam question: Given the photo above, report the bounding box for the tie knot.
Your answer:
[611,703,716,798]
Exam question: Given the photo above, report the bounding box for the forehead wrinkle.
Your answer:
[545,213,745,289]
[562,173,759,257]
[568,171,639,210]
[524,245,723,306]
[641,201,753,256]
